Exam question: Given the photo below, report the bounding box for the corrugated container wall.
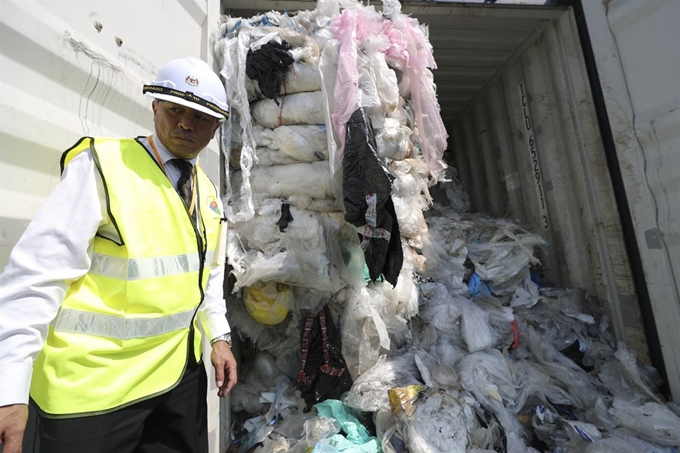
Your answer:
[450,8,647,366]
[0,0,228,449]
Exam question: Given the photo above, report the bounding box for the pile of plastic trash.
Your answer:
[213,0,680,452]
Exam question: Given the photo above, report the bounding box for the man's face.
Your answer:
[152,100,221,160]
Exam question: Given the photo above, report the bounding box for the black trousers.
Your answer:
[32,361,208,453]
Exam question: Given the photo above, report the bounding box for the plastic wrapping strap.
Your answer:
[296,316,316,389]
[320,309,331,364]
[355,225,391,251]
[318,309,346,377]
[355,192,391,250]
[511,319,520,350]
[365,193,377,228]
[320,363,346,377]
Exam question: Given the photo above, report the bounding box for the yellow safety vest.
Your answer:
[31,137,223,417]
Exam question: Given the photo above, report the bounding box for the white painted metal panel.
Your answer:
[0,0,230,448]
[583,0,680,401]
[451,8,646,375]
[0,0,223,268]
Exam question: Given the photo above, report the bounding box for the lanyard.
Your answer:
[148,135,197,216]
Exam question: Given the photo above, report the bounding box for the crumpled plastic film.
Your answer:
[343,352,422,413]
[339,286,386,379]
[611,398,680,447]
[304,415,342,441]
[466,223,546,295]
[229,205,359,292]
[396,389,469,453]
[216,25,256,222]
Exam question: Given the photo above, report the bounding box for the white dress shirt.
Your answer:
[0,135,230,407]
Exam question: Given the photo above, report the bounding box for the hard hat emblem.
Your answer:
[185,76,199,87]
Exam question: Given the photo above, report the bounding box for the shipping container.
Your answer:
[1,0,678,450]
[220,0,680,406]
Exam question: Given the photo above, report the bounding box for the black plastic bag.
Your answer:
[343,108,403,286]
[296,305,353,411]
[245,40,295,100]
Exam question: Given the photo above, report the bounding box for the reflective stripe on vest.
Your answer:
[90,250,215,280]
[53,308,195,339]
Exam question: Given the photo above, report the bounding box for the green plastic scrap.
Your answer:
[313,400,382,453]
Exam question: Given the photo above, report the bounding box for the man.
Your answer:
[0,57,237,452]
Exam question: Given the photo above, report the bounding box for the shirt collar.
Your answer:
[151,134,198,167]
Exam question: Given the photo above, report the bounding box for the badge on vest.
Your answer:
[207,196,221,216]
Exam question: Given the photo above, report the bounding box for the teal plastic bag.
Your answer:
[313,400,382,453]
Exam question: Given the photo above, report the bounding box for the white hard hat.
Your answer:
[143,57,229,121]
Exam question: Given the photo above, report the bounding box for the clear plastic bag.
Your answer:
[418,282,463,333]
[390,243,420,321]
[226,293,265,342]
[304,415,342,441]
[598,343,664,405]
[465,221,545,294]
[611,399,680,447]
[339,286,389,379]
[231,382,269,415]
[229,206,356,293]
[343,353,422,412]
[374,409,401,453]
[376,118,411,160]
[433,335,467,368]
[256,437,294,453]
[585,428,679,453]
[460,297,497,353]
[273,411,317,439]
[389,159,431,244]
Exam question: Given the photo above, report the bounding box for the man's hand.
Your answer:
[210,341,237,397]
[0,404,28,453]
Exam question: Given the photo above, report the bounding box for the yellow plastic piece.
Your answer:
[244,281,291,325]
[388,385,427,418]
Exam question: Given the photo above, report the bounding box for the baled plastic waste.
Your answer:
[213,0,680,451]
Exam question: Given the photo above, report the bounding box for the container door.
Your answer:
[583,0,680,402]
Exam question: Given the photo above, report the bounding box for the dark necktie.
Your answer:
[172,159,193,211]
